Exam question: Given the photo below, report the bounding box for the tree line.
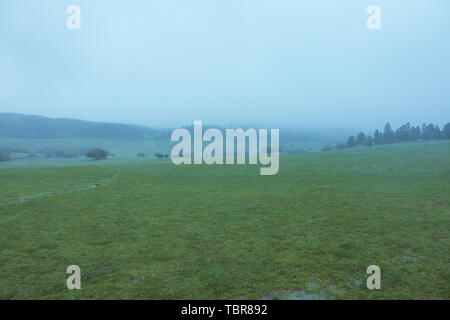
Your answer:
[0,113,172,141]
[323,122,450,151]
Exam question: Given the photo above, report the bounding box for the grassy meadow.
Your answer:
[0,138,172,159]
[0,141,449,299]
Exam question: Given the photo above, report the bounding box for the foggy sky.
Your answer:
[0,0,449,131]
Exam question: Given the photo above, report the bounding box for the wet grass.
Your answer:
[0,141,449,299]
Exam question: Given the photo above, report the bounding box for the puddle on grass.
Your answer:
[403,256,418,262]
[261,283,328,300]
[287,290,325,300]
[261,278,368,300]
[261,293,281,300]
[345,279,363,288]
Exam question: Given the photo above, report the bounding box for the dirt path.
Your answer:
[11,168,120,205]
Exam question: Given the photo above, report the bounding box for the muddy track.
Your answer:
[7,169,120,205]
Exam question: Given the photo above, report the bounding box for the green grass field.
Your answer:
[0,138,172,159]
[0,141,449,299]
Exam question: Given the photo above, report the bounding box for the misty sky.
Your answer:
[0,0,449,130]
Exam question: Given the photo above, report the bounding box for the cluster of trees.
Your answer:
[323,122,450,151]
[137,152,169,159]
[0,150,41,162]
[138,152,169,158]
[0,147,95,162]
[85,148,109,160]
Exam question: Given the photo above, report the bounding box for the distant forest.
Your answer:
[323,122,450,151]
[0,113,171,141]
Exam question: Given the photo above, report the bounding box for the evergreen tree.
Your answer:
[373,129,382,144]
[434,125,441,140]
[394,122,411,142]
[356,132,366,145]
[443,123,450,139]
[422,123,435,140]
[383,123,394,143]
[410,126,422,140]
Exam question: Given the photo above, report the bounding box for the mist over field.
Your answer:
[1,1,449,130]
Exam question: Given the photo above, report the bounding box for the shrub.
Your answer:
[334,143,347,150]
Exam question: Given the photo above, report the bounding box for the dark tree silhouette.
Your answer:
[356,132,366,145]
[383,123,394,143]
[422,123,440,140]
[347,136,356,147]
[373,129,382,144]
[86,148,109,160]
[334,142,347,150]
[443,123,450,139]
[327,121,449,152]
[411,126,422,140]
[395,122,411,142]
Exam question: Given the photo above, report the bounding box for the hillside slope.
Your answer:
[0,113,165,140]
